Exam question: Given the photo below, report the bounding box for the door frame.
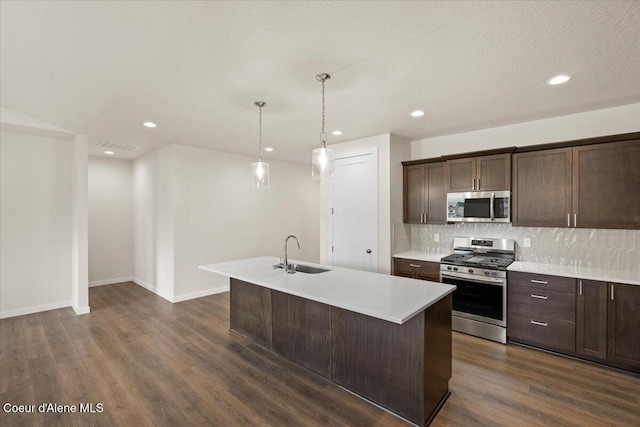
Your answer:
[328,147,379,272]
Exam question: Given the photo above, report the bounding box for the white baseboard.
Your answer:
[89,276,134,287]
[0,300,71,319]
[132,278,173,303]
[173,286,229,303]
[131,278,228,304]
[72,305,91,315]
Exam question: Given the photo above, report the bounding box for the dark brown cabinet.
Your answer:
[393,258,440,282]
[510,273,640,373]
[230,278,273,348]
[512,147,573,227]
[403,162,445,224]
[576,279,608,359]
[507,272,576,352]
[573,140,640,229]
[513,139,640,229]
[445,153,511,192]
[607,283,640,370]
[272,291,331,377]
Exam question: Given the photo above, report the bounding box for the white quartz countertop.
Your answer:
[199,256,456,324]
[393,251,450,263]
[508,262,640,286]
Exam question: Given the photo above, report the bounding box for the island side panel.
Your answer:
[331,307,426,425]
[229,278,272,348]
[424,294,452,425]
[272,291,331,378]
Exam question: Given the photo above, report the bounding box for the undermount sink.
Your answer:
[272,263,330,274]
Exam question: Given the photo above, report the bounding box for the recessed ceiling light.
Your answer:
[546,75,572,85]
[264,147,274,152]
[143,121,157,128]
[104,151,114,155]
[410,110,425,117]
[332,130,343,136]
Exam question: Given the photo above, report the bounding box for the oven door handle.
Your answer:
[441,271,504,285]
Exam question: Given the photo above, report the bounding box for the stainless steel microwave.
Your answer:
[446,191,511,223]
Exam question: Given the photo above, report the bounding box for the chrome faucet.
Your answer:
[284,235,300,274]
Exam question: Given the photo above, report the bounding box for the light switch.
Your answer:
[434,233,439,242]
[523,238,531,248]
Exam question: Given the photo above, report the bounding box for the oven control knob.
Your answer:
[468,269,473,274]
[447,266,452,271]
[484,271,490,276]
[453,267,458,271]
[491,272,497,277]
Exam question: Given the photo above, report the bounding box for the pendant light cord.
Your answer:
[258,104,263,162]
[320,78,327,149]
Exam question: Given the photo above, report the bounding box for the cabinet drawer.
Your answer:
[393,258,439,281]
[508,286,575,321]
[509,271,576,293]
[508,310,575,352]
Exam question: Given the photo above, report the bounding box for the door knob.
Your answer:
[366,249,372,253]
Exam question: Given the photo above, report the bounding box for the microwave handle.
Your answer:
[490,192,495,221]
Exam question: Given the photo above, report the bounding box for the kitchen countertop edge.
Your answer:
[200,256,456,325]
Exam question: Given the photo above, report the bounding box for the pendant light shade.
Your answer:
[311,146,334,180]
[312,73,334,181]
[251,101,269,190]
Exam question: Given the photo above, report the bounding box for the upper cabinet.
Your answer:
[573,140,640,229]
[513,139,640,229]
[445,153,511,192]
[512,147,573,227]
[403,162,446,224]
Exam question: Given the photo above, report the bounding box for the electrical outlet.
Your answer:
[434,233,440,242]
[523,238,531,248]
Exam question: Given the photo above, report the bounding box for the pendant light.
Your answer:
[251,101,269,190]
[311,73,334,181]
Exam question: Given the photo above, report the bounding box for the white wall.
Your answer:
[132,145,175,301]
[412,103,640,159]
[88,156,134,285]
[0,131,73,318]
[70,134,89,314]
[320,133,411,274]
[132,143,320,302]
[172,144,319,301]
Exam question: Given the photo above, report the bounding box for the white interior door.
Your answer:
[331,152,378,272]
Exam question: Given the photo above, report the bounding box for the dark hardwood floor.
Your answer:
[1,282,639,426]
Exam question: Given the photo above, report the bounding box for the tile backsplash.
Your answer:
[392,223,640,272]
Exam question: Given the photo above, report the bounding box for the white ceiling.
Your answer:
[2,1,639,164]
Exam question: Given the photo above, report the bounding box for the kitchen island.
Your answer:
[200,257,456,426]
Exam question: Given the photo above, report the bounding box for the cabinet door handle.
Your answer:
[574,213,577,227]
[425,213,428,223]
[579,280,583,295]
[567,213,570,227]
[409,264,421,268]
[611,284,614,301]
[477,179,481,190]
[472,178,476,190]
[530,320,548,327]
[530,279,548,284]
[531,294,548,300]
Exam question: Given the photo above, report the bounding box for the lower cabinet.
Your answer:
[576,281,640,371]
[507,272,576,353]
[509,273,640,373]
[393,258,440,282]
[607,283,640,370]
[576,280,608,359]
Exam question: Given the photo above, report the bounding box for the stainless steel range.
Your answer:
[440,236,516,344]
